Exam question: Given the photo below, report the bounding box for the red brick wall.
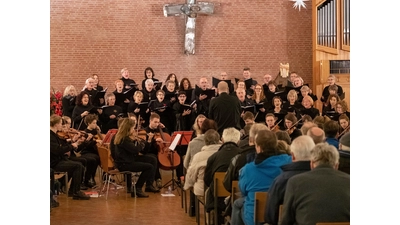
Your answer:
[50,0,312,93]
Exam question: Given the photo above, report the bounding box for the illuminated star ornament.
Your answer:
[290,0,308,11]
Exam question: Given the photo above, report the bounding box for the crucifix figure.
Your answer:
[163,0,215,55]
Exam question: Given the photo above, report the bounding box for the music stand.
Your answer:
[161,131,193,193]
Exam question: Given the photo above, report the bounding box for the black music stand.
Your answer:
[161,131,193,194]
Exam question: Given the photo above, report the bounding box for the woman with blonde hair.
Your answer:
[62,85,78,118]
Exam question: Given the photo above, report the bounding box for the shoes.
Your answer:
[145,185,160,193]
[51,200,60,208]
[72,191,91,200]
[80,184,89,190]
[132,188,149,198]
[156,179,162,188]
[83,182,94,189]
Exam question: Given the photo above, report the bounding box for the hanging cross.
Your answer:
[163,0,215,55]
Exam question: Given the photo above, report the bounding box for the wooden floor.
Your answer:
[50,169,202,225]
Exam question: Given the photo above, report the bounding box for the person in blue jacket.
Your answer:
[231,128,292,225]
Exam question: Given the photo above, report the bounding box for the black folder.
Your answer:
[200,89,215,100]
[212,77,232,88]
[92,87,107,105]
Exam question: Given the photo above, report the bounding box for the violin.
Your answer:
[155,125,180,170]
[270,119,283,132]
[337,125,350,139]
[286,118,303,134]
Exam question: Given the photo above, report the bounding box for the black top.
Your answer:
[62,95,76,118]
[141,78,160,90]
[321,85,344,102]
[208,92,242,135]
[114,136,151,167]
[100,105,123,133]
[50,130,74,168]
[121,77,138,92]
[71,104,96,130]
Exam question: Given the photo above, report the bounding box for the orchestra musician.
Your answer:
[337,114,350,139]
[112,117,159,197]
[265,113,282,132]
[79,114,102,186]
[50,114,91,200]
[284,113,302,142]
[61,116,98,189]
[144,113,168,189]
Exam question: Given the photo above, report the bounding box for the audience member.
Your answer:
[280,143,350,225]
[264,136,314,225]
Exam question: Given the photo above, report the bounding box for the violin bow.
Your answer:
[271,119,283,131]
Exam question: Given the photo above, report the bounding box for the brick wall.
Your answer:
[50,0,312,93]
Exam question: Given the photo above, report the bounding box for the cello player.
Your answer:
[144,113,168,189]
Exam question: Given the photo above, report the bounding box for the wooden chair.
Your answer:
[97,145,134,200]
[254,191,268,225]
[194,189,207,225]
[231,180,239,205]
[316,223,350,225]
[213,172,230,225]
[54,171,68,195]
[278,204,283,224]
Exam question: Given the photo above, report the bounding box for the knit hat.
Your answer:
[339,132,350,147]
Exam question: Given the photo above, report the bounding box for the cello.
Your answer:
[155,126,181,170]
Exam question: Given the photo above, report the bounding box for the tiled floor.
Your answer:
[50,170,200,225]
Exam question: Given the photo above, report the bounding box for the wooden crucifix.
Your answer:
[163,0,215,55]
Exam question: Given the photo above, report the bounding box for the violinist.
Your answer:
[284,113,302,142]
[337,114,350,140]
[100,93,123,134]
[61,116,98,189]
[50,114,90,200]
[62,85,78,118]
[112,118,159,197]
[144,113,167,188]
[265,113,281,132]
[79,114,102,186]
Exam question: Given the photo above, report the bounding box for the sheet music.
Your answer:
[169,134,182,151]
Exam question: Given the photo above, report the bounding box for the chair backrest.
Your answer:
[231,180,239,204]
[278,204,283,224]
[97,145,113,173]
[254,191,268,224]
[214,172,230,197]
[213,172,230,225]
[316,223,350,225]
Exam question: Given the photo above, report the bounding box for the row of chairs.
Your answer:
[188,172,349,225]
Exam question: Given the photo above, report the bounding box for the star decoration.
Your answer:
[290,0,309,11]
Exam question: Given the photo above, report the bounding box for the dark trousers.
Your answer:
[52,160,84,194]
[117,154,157,189]
[50,168,55,193]
[69,156,87,182]
[80,152,100,181]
